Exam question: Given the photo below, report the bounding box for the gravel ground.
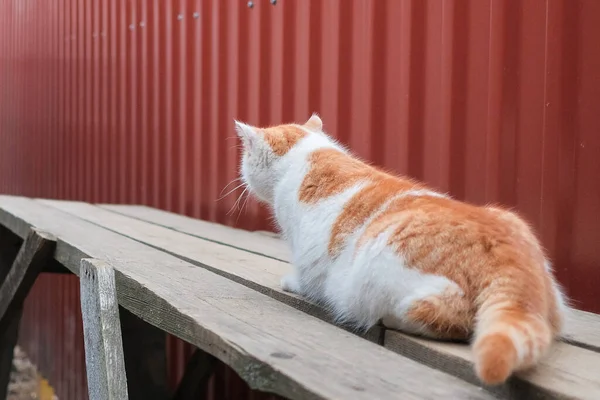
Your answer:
[7,346,57,400]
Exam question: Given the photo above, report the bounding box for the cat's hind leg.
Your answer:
[383,282,474,341]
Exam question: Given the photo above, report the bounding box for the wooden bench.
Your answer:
[0,195,598,400]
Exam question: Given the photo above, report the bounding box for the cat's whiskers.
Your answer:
[217,181,245,201]
[227,187,248,216]
[220,177,243,193]
[235,190,252,223]
[241,192,251,212]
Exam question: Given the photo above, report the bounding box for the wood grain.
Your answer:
[0,196,493,400]
[563,309,600,352]
[80,259,129,400]
[385,331,600,400]
[102,203,600,354]
[100,204,290,262]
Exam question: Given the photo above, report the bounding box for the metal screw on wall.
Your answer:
[193,12,199,19]
[247,1,253,8]
[270,0,277,4]
[177,14,183,21]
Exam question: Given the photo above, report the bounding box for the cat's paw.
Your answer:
[281,274,301,294]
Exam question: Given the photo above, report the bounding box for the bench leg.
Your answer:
[172,349,217,400]
[0,228,56,399]
[80,259,129,400]
[81,259,169,400]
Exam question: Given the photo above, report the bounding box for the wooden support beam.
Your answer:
[80,259,129,400]
[0,228,56,400]
[0,229,56,334]
[172,349,217,400]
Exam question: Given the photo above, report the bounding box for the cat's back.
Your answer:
[350,184,548,293]
[281,146,544,270]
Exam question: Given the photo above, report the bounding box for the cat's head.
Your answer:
[234,114,325,204]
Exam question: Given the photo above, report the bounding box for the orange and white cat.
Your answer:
[234,114,568,386]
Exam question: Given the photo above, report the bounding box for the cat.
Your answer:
[234,114,568,386]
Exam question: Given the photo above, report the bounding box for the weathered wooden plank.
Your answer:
[172,349,217,400]
[80,259,129,400]
[102,204,600,354]
[53,200,383,343]
[0,196,494,400]
[0,229,56,334]
[563,309,600,352]
[100,204,290,262]
[94,202,600,399]
[385,331,600,400]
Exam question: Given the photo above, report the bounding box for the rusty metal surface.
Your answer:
[1,0,600,399]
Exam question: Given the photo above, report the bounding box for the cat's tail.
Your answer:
[472,288,554,385]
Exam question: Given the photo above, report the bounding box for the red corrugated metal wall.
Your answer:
[1,0,600,399]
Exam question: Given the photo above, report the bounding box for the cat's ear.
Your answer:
[304,113,323,131]
[234,120,258,149]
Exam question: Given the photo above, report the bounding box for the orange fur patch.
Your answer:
[355,196,422,252]
[405,289,474,340]
[329,177,420,257]
[263,125,306,156]
[353,197,549,309]
[298,149,377,203]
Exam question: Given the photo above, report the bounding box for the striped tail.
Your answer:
[472,294,554,385]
